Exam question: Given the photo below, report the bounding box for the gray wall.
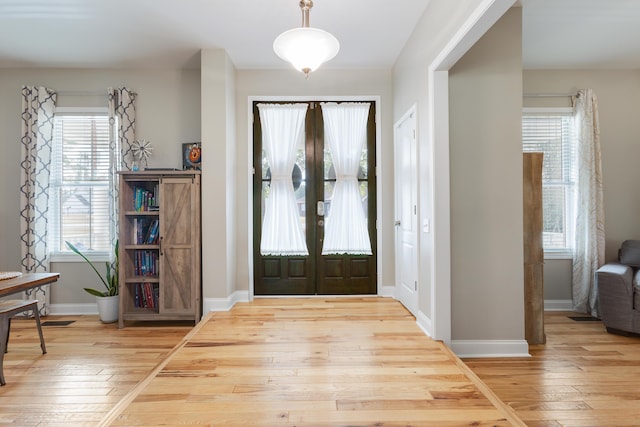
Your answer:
[0,68,201,304]
[524,69,640,302]
[448,8,524,340]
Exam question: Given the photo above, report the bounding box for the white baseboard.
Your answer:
[48,292,252,317]
[203,290,250,312]
[49,303,97,315]
[416,309,433,338]
[544,299,573,311]
[379,285,395,297]
[450,339,530,358]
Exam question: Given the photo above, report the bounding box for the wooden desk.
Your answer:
[0,273,60,298]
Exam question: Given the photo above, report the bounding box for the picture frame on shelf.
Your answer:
[182,142,201,170]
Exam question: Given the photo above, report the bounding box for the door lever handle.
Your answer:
[395,220,401,226]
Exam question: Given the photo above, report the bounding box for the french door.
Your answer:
[253,101,377,295]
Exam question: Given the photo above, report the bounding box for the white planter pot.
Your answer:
[96,295,119,323]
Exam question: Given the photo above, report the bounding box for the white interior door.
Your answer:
[394,108,418,316]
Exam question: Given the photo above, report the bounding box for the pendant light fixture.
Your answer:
[273,0,340,79]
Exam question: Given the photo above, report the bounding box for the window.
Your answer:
[49,108,111,257]
[522,108,576,257]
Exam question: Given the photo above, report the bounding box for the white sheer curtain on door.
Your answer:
[321,102,372,255]
[572,89,605,318]
[258,103,309,256]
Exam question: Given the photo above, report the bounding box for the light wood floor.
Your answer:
[1,300,639,426]
[104,298,519,426]
[466,311,640,427]
[0,315,191,426]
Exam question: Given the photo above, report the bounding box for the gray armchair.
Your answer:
[596,240,640,335]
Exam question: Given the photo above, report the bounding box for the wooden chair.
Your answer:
[0,299,46,385]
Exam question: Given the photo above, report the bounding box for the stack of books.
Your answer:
[134,250,159,276]
[133,186,159,211]
[133,283,159,309]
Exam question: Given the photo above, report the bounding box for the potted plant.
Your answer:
[65,240,119,323]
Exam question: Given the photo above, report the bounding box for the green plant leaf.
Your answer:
[84,287,107,297]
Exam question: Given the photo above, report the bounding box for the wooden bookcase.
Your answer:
[117,171,201,328]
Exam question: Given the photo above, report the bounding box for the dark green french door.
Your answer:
[253,101,377,295]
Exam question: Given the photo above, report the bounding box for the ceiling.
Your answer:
[521,0,640,69]
[0,0,638,70]
[0,0,431,69]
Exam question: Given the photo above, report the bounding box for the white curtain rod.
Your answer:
[523,92,578,98]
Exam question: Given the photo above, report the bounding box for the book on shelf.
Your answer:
[134,250,159,276]
[133,186,159,212]
[134,283,159,309]
[145,219,160,244]
[132,218,160,245]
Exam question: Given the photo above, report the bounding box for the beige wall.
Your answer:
[393,0,500,320]
[392,0,525,344]
[234,69,395,293]
[201,49,237,300]
[524,69,640,302]
[544,259,572,301]
[0,68,201,304]
[448,8,524,340]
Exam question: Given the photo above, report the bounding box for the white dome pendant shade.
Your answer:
[273,0,340,79]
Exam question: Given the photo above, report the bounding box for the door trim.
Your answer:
[247,96,382,300]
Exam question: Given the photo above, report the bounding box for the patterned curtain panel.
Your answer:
[107,87,136,262]
[19,86,57,315]
[571,89,605,318]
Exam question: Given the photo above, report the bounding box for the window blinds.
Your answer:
[522,114,576,250]
[50,114,111,253]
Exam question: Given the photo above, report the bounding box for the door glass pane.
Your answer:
[324,147,334,180]
[359,181,369,222]
[358,149,368,179]
[261,149,270,180]
[261,182,270,223]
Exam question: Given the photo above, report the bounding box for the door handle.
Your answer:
[395,220,401,226]
[317,201,325,217]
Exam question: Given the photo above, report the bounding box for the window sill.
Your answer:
[544,250,573,260]
[50,252,110,263]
